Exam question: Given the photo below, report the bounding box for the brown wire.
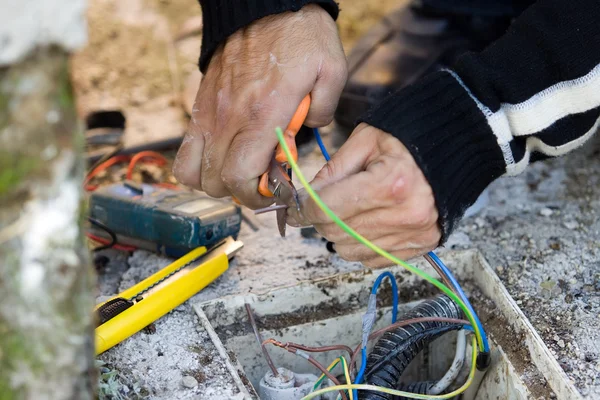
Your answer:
[349,317,471,375]
[307,356,348,400]
[283,342,354,363]
[423,253,455,290]
[245,303,279,376]
[262,339,348,400]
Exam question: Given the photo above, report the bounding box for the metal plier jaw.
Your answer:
[257,95,311,237]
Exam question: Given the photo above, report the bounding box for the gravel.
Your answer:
[96,132,600,398]
[446,134,600,398]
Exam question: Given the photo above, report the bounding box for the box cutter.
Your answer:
[94,237,243,355]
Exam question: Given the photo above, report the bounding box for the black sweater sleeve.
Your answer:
[198,0,339,72]
[359,0,600,242]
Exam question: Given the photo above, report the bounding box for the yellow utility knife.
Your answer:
[95,236,243,355]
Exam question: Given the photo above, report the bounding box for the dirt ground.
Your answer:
[76,0,600,399]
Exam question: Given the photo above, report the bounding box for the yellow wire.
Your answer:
[342,356,353,400]
[302,335,477,400]
[313,358,340,390]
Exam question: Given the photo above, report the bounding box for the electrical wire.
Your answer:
[349,317,470,375]
[301,335,478,400]
[424,253,454,290]
[125,151,168,180]
[264,339,348,400]
[313,357,342,390]
[306,356,348,400]
[371,271,399,323]
[87,217,117,251]
[312,356,353,400]
[275,127,485,353]
[284,343,354,363]
[85,233,137,252]
[245,303,279,377]
[425,252,490,353]
[429,329,467,395]
[313,128,331,161]
[352,272,399,396]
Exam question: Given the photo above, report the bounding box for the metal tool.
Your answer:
[94,236,243,354]
[257,94,311,237]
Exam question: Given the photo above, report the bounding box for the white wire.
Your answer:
[429,330,467,395]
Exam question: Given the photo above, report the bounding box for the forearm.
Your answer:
[359,0,600,240]
[198,0,339,72]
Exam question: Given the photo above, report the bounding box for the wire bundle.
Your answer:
[268,127,490,399]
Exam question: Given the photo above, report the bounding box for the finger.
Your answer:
[332,227,439,262]
[173,129,205,190]
[304,58,348,127]
[317,199,438,245]
[197,88,237,198]
[362,247,428,269]
[221,89,310,208]
[287,128,382,225]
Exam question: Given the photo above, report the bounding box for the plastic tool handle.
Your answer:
[95,252,229,355]
[258,94,311,198]
[275,94,311,163]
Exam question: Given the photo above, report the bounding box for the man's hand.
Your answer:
[173,5,347,208]
[288,124,441,268]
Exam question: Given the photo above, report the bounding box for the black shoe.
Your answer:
[334,2,512,139]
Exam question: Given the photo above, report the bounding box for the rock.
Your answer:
[563,220,579,230]
[182,375,198,389]
[557,339,566,348]
[540,208,554,217]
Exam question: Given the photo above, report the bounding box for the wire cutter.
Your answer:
[257,94,311,237]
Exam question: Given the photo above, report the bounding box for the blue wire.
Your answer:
[313,128,331,161]
[371,271,399,323]
[352,272,399,397]
[353,347,368,398]
[427,251,490,353]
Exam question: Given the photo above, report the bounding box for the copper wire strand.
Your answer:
[262,339,348,400]
[348,317,471,375]
[245,303,279,376]
[423,253,455,290]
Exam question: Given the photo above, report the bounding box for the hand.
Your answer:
[288,124,441,268]
[173,5,347,208]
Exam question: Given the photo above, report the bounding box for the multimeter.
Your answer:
[88,181,242,257]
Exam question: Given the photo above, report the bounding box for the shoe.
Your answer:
[334,2,512,138]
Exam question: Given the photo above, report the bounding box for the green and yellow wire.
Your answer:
[312,356,353,400]
[275,127,485,353]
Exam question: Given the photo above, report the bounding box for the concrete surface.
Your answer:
[95,131,600,399]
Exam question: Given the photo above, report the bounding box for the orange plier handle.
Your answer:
[258,94,311,197]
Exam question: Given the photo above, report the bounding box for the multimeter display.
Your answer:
[89,182,241,256]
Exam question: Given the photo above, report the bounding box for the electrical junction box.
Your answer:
[193,250,581,400]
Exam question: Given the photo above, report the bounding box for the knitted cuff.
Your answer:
[358,70,506,242]
[198,0,339,72]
